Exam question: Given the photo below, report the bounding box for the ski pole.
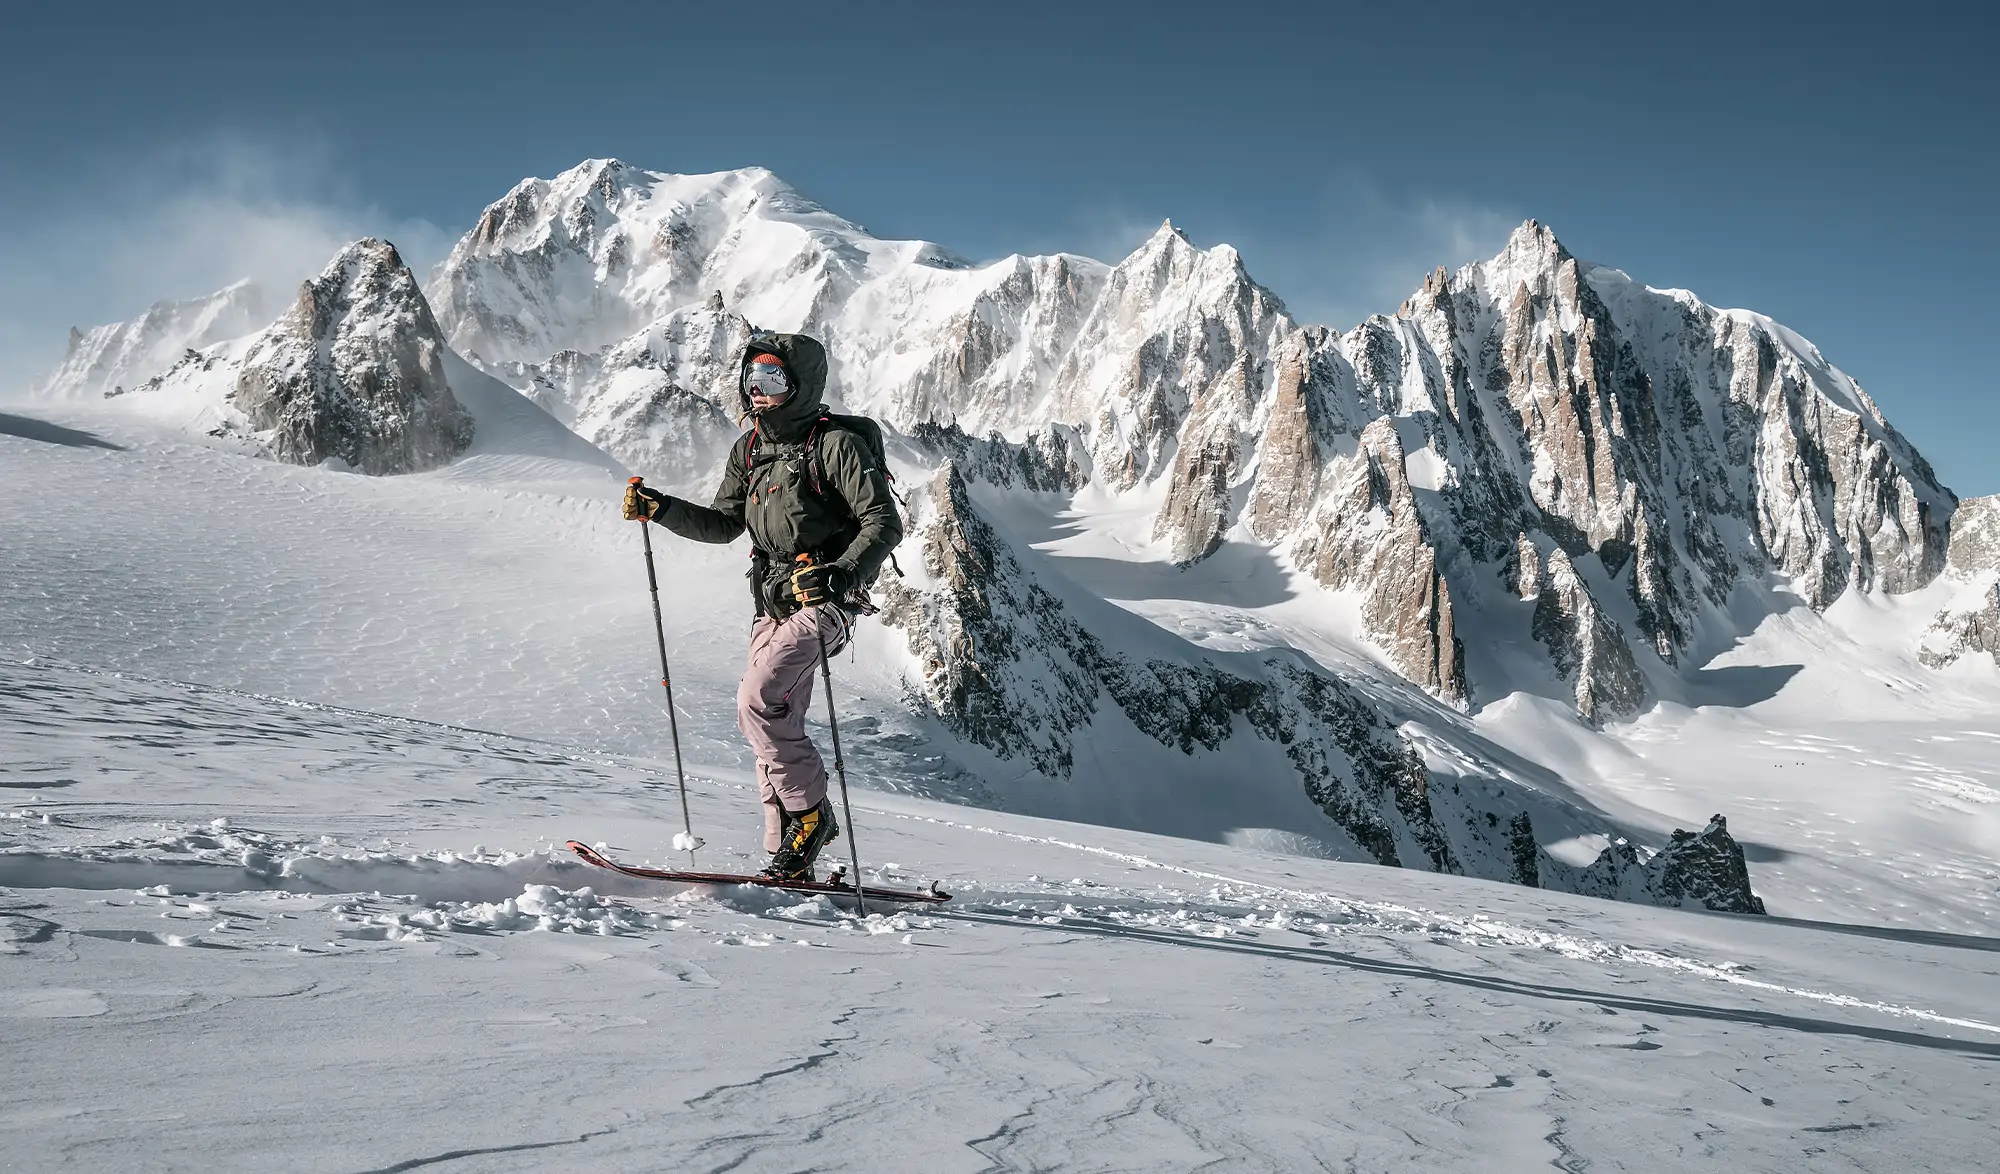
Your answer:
[632,476,698,864]
[800,555,867,915]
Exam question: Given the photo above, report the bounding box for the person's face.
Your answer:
[746,360,791,412]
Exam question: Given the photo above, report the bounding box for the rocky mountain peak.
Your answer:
[232,237,473,475]
[415,159,1963,726]
[1471,218,1576,302]
[296,239,430,327]
[1502,218,1570,265]
[1122,219,1252,288]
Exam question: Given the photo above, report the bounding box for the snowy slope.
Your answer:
[3,409,1993,927]
[4,399,1998,1169]
[4,658,1996,1172]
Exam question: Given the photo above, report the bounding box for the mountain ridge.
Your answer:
[33,158,1990,699]
[22,158,1998,914]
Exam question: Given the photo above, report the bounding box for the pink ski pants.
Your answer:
[737,605,850,852]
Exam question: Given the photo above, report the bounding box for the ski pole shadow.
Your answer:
[931,908,2000,1061]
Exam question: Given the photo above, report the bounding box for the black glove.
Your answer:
[790,560,852,606]
[622,481,670,522]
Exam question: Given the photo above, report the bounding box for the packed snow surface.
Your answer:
[3,408,1997,1170]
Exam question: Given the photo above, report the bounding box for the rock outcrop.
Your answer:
[1533,549,1646,724]
[231,239,473,474]
[878,464,1760,912]
[906,421,1091,494]
[1553,815,1766,914]
[1919,576,2000,669]
[1243,337,1324,541]
[1293,418,1466,701]
[1948,496,2000,574]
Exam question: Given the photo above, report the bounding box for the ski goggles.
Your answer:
[744,361,791,400]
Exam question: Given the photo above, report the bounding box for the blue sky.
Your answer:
[3,0,1993,493]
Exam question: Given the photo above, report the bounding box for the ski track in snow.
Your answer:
[3,653,1992,1044]
[13,800,1994,1041]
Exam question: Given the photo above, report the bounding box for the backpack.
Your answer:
[743,410,904,590]
[748,410,898,502]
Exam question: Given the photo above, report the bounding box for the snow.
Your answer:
[1402,443,1449,492]
[3,404,1997,1170]
[38,280,272,402]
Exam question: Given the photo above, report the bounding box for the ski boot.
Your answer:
[760,798,840,881]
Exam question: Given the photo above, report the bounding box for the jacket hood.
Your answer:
[738,332,828,441]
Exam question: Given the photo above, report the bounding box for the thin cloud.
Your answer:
[0,136,451,397]
[1217,179,1523,333]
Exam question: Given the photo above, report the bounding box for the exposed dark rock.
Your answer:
[1948,496,2000,574]
[232,239,473,475]
[1551,815,1765,913]
[1532,550,1646,725]
[907,421,1091,494]
[1295,418,1467,702]
[1647,815,1766,914]
[1506,812,1540,887]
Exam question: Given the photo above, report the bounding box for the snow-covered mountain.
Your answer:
[24,157,1998,917]
[37,279,272,401]
[879,463,1764,911]
[425,161,1968,721]
[1238,223,1960,721]
[91,238,614,480]
[426,160,1284,500]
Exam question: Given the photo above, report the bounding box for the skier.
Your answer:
[621,332,902,880]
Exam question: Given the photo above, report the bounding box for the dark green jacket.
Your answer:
[650,333,903,615]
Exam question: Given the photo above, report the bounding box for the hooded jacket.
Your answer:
[649,332,903,615]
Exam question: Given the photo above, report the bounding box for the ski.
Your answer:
[564,840,952,904]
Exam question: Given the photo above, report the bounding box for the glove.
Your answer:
[622,481,669,521]
[790,560,852,606]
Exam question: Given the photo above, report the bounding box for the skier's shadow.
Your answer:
[932,908,2000,1061]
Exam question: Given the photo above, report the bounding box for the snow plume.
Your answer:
[1234,180,1520,333]
[1033,184,1517,338]
[0,137,450,399]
